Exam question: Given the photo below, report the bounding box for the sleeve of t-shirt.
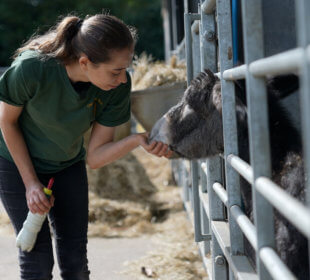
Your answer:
[96,72,131,127]
[0,61,33,106]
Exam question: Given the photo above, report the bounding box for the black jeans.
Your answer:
[0,156,90,280]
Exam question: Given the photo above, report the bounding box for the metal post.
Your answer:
[200,0,226,275]
[185,12,211,243]
[216,0,244,258]
[295,0,310,274]
[205,157,226,280]
[184,13,201,84]
[192,160,211,242]
[199,0,217,258]
[212,234,228,280]
[241,1,274,279]
[192,22,201,77]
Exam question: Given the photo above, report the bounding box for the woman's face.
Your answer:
[81,48,134,91]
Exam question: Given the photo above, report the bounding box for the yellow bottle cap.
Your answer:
[43,187,52,196]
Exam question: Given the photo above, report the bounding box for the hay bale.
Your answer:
[87,152,157,202]
[131,53,186,91]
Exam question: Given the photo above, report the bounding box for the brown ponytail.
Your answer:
[14,14,137,65]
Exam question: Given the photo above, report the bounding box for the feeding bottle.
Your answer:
[16,178,54,252]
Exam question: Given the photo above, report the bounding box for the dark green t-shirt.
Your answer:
[0,50,131,173]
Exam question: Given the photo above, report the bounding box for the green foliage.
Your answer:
[0,0,164,66]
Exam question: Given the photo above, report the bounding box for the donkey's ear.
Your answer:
[204,68,217,80]
[190,69,218,92]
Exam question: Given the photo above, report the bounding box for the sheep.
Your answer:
[149,69,309,279]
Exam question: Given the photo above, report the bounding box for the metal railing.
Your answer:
[171,0,310,279]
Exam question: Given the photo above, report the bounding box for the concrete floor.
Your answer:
[0,202,153,280]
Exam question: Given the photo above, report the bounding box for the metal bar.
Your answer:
[184,12,197,216]
[199,0,218,263]
[197,240,213,279]
[249,48,303,77]
[192,160,211,241]
[227,154,253,184]
[183,0,188,13]
[201,0,216,14]
[213,183,228,206]
[227,155,310,238]
[230,205,257,251]
[184,13,201,85]
[256,177,310,239]
[180,161,190,202]
[212,228,228,280]
[200,194,211,249]
[199,160,208,193]
[171,0,178,50]
[231,0,239,65]
[184,13,194,85]
[192,22,201,77]
[199,159,210,255]
[192,20,200,35]
[171,38,186,59]
[223,65,247,80]
[201,161,225,221]
[200,6,216,72]
[212,221,258,280]
[259,247,297,280]
[217,0,244,257]
[241,0,274,279]
[199,188,210,218]
[185,11,210,243]
[296,0,310,272]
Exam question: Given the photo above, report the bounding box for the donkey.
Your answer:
[149,69,308,279]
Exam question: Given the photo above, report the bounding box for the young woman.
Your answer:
[0,14,171,280]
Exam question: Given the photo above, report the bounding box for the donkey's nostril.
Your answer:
[149,115,171,145]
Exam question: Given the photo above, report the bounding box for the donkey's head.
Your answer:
[149,69,224,159]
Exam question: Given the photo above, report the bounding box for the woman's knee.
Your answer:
[19,242,54,280]
[56,238,90,280]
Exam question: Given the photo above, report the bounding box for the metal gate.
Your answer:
[170,0,310,279]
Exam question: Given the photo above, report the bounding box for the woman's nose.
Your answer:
[118,71,127,84]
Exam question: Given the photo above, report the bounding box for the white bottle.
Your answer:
[16,182,53,252]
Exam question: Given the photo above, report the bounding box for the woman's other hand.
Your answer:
[25,181,54,215]
[137,132,173,158]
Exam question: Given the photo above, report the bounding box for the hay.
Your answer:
[87,148,182,238]
[118,148,208,280]
[122,212,208,280]
[88,191,155,237]
[131,53,186,91]
[87,152,156,202]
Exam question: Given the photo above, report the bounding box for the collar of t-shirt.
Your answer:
[70,80,92,99]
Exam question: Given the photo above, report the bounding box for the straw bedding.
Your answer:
[131,53,186,91]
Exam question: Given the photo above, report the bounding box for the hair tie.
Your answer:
[76,19,83,30]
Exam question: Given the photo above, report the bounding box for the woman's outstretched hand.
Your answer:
[137,132,173,158]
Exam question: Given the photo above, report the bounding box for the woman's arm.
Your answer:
[0,102,53,214]
[87,122,171,169]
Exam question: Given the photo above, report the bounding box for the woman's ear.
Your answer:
[79,56,90,71]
